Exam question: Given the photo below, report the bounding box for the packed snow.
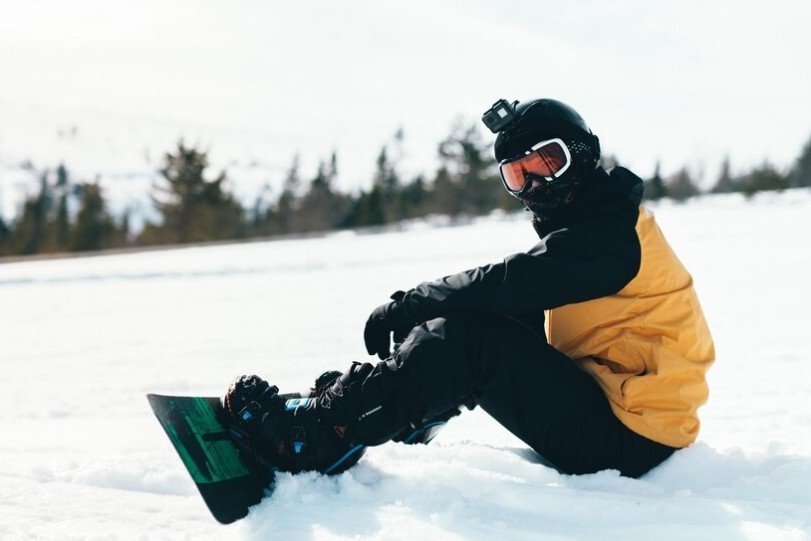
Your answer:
[0,190,809,540]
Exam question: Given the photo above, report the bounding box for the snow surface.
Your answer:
[0,190,810,540]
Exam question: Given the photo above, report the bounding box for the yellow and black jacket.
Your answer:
[399,166,714,448]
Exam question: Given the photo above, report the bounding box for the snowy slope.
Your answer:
[0,190,809,540]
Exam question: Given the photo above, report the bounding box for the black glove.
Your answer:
[363,291,419,360]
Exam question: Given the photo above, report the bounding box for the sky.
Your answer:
[0,0,809,193]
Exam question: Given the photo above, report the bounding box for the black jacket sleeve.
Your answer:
[399,215,641,322]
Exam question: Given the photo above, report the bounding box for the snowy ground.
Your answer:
[0,190,809,540]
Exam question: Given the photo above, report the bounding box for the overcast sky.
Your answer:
[0,0,809,190]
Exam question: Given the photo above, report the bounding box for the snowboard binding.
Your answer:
[223,368,460,476]
[223,375,365,475]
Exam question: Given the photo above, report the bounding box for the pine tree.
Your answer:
[148,141,245,243]
[644,161,667,200]
[119,210,131,245]
[790,133,811,187]
[437,121,499,216]
[373,146,396,196]
[737,161,789,197]
[399,174,429,219]
[285,153,302,195]
[11,199,43,255]
[328,150,338,186]
[295,152,346,232]
[10,173,51,255]
[711,156,735,193]
[0,215,10,256]
[70,183,116,252]
[275,153,302,234]
[56,163,68,188]
[667,168,701,201]
[249,187,266,233]
[310,159,329,191]
[351,186,387,227]
[430,165,460,216]
[49,164,71,251]
[54,193,70,250]
[372,145,401,221]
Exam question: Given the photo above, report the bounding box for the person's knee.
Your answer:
[402,313,542,364]
[432,312,509,338]
[397,316,459,362]
[398,312,492,356]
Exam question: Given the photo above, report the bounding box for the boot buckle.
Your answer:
[291,426,306,454]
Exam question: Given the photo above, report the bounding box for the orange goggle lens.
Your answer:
[499,139,570,193]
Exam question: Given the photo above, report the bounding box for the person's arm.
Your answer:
[364,222,641,359]
[400,226,640,321]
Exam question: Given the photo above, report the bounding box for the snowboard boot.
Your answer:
[224,362,463,475]
[223,374,365,475]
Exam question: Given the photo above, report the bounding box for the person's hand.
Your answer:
[363,291,418,360]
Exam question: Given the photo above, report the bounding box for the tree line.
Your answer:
[0,124,809,258]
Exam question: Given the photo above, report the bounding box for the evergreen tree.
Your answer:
[372,145,401,221]
[70,182,116,252]
[56,163,68,187]
[437,121,499,215]
[11,199,44,255]
[285,153,302,194]
[54,193,70,250]
[711,156,735,194]
[737,161,789,197]
[399,174,429,219]
[310,159,329,191]
[644,161,667,200]
[373,146,397,196]
[250,191,265,232]
[118,210,131,246]
[294,153,347,232]
[0,215,10,256]
[53,163,70,251]
[429,165,460,216]
[275,153,302,234]
[246,182,274,236]
[328,150,338,185]
[790,133,811,187]
[46,163,71,251]
[10,173,51,255]
[349,186,387,227]
[147,141,245,243]
[667,168,701,201]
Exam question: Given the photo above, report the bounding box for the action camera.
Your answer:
[482,99,518,133]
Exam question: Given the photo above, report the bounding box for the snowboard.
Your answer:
[147,393,457,524]
[146,394,274,524]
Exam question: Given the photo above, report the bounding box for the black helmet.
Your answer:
[493,98,600,171]
[484,98,602,228]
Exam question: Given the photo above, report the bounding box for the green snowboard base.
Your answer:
[148,392,454,523]
[147,394,274,524]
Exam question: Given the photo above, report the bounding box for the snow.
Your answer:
[0,189,810,540]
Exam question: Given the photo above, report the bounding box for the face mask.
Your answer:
[517,174,583,223]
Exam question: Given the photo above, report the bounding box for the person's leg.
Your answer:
[225,312,676,476]
[356,312,676,477]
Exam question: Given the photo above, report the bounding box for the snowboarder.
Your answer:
[224,98,715,478]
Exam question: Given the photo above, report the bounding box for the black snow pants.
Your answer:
[354,312,677,478]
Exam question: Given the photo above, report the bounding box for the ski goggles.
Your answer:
[498,138,572,194]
